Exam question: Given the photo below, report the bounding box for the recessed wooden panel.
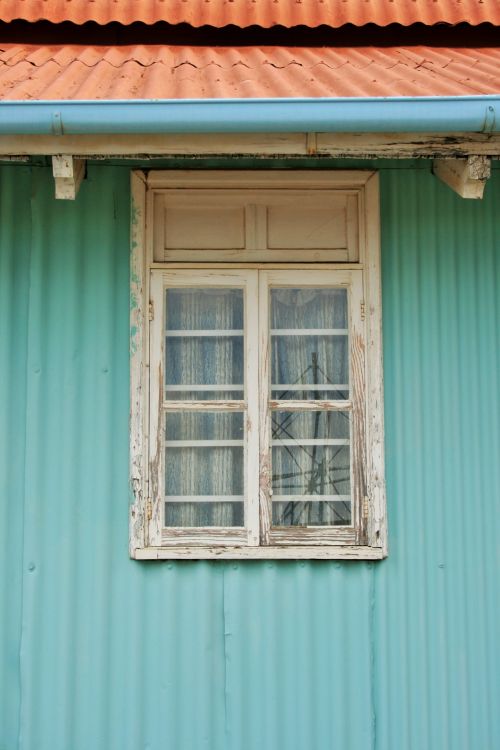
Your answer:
[152,187,360,262]
[165,204,245,252]
[267,194,349,250]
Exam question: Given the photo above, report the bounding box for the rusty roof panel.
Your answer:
[0,0,499,28]
[0,45,499,99]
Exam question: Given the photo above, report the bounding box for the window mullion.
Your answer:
[245,271,261,546]
[258,271,272,545]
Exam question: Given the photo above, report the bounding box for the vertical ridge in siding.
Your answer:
[0,165,32,750]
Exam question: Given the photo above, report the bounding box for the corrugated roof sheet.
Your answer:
[0,45,499,100]
[0,0,499,29]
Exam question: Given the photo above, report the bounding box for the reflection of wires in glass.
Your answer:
[270,352,352,526]
[278,499,350,526]
[274,349,348,402]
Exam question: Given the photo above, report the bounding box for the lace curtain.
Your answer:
[164,288,244,527]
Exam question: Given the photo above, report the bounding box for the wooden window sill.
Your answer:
[132,545,387,561]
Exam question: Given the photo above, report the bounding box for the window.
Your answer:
[130,171,386,559]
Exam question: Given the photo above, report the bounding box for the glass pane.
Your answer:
[165,411,244,527]
[271,288,349,400]
[167,288,244,330]
[166,411,244,441]
[271,410,351,527]
[272,500,351,527]
[272,410,350,441]
[166,502,243,528]
[165,288,244,400]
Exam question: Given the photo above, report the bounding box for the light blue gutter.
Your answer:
[0,96,498,135]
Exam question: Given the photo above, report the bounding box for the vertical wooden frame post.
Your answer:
[243,271,260,546]
[258,272,272,545]
[363,173,386,553]
[148,272,166,546]
[347,270,367,544]
[129,171,148,555]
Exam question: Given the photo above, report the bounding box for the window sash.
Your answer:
[148,270,260,547]
[148,268,366,548]
[258,269,366,546]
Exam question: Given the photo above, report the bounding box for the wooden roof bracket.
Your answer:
[432,155,491,199]
[52,155,86,200]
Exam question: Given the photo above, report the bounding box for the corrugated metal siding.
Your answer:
[0,163,499,750]
[0,165,32,750]
[0,0,498,28]
[378,167,500,750]
[2,45,500,100]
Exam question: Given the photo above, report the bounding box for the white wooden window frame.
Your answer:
[130,170,387,560]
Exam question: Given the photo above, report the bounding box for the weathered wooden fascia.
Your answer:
[2,132,500,158]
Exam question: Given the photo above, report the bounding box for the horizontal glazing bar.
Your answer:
[165,384,244,391]
[272,384,348,391]
[271,329,348,335]
[165,495,244,503]
[272,495,351,502]
[164,401,246,411]
[272,439,349,446]
[165,440,244,447]
[269,400,352,411]
[166,330,244,337]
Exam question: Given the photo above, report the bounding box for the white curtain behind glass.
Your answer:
[164,289,244,527]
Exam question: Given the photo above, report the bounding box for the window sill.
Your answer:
[132,545,387,561]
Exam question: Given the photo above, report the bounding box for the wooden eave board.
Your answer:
[2,133,500,159]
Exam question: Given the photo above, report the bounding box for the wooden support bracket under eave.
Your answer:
[432,155,491,199]
[52,155,86,199]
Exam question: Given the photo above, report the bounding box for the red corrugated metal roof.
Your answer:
[0,44,499,99]
[0,0,499,28]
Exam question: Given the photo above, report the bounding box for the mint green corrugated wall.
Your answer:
[0,163,498,750]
